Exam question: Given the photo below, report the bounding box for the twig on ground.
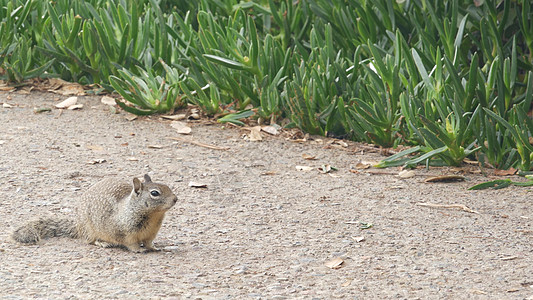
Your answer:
[416,202,479,214]
[168,136,229,150]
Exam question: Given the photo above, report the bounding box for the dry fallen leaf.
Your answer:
[101,96,116,106]
[500,256,519,261]
[147,145,163,149]
[471,290,488,295]
[398,170,416,178]
[188,112,200,120]
[86,159,106,165]
[352,236,365,242]
[168,136,229,150]
[170,121,192,135]
[494,167,517,176]
[261,171,277,176]
[55,96,78,109]
[324,257,344,269]
[46,78,85,95]
[248,126,262,141]
[302,154,317,160]
[162,114,186,120]
[295,165,314,171]
[67,104,83,110]
[0,83,15,92]
[188,181,207,188]
[354,162,371,169]
[86,144,104,152]
[463,158,478,165]
[341,279,353,287]
[332,139,348,147]
[424,175,466,183]
[3,103,13,108]
[416,202,479,214]
[261,125,279,135]
[126,157,139,161]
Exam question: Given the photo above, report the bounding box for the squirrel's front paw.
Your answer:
[126,244,147,253]
[143,242,160,252]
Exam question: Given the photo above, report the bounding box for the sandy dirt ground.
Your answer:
[0,91,532,299]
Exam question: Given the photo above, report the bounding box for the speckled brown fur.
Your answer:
[12,175,177,253]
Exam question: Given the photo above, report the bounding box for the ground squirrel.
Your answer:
[12,174,178,253]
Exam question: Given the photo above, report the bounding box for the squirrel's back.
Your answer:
[76,178,131,229]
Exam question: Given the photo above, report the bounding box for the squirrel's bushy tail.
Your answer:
[11,218,78,244]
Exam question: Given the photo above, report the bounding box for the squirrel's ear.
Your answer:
[133,177,143,195]
[144,174,152,183]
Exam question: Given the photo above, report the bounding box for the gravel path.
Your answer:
[1,91,532,299]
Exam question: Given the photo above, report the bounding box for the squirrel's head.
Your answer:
[132,174,178,211]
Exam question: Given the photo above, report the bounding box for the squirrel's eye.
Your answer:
[150,190,161,197]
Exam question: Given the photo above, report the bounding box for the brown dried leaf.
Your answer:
[398,170,416,178]
[463,158,478,165]
[46,78,85,95]
[295,165,314,171]
[352,236,365,242]
[101,96,116,106]
[355,162,371,169]
[188,113,200,120]
[86,144,104,152]
[261,171,277,176]
[162,114,186,120]
[341,279,353,287]
[324,257,344,269]
[494,167,517,176]
[416,202,479,214]
[55,96,78,109]
[332,140,348,147]
[0,82,15,92]
[67,104,83,110]
[168,136,229,150]
[261,125,279,135]
[188,181,207,188]
[302,154,317,160]
[86,159,106,165]
[424,175,466,183]
[147,145,163,149]
[170,121,192,135]
[500,256,519,261]
[249,126,262,141]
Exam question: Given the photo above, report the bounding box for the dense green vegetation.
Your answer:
[1,0,533,170]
